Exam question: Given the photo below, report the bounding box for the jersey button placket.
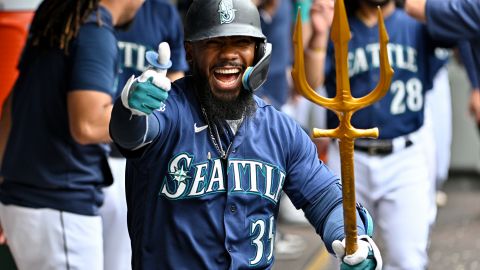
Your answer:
[230,204,237,213]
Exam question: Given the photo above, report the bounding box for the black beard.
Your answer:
[362,0,391,7]
[191,62,256,123]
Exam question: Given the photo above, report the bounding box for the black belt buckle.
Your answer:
[354,139,393,155]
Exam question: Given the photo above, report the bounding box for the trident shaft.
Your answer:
[291,0,393,255]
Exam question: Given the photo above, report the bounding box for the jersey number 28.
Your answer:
[390,78,423,115]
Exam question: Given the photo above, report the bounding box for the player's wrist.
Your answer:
[308,35,328,54]
[306,46,327,54]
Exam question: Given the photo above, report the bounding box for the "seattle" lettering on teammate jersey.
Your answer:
[159,153,285,203]
[118,41,149,71]
[348,43,417,77]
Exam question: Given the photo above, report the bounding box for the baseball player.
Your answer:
[304,0,465,269]
[100,1,189,269]
[0,0,143,269]
[110,0,382,269]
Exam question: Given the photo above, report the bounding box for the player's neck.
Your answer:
[356,1,395,27]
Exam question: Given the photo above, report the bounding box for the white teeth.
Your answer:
[215,68,240,74]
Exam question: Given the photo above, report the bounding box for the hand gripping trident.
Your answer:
[291,0,393,255]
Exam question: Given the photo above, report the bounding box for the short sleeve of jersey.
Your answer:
[283,122,339,208]
[69,24,118,96]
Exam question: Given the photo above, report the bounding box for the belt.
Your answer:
[353,137,413,156]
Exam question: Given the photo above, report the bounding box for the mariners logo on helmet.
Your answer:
[218,0,236,24]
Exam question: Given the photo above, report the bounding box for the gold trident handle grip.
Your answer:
[292,0,393,255]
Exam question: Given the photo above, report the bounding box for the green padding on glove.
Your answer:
[128,77,168,115]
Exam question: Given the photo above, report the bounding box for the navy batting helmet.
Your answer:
[184,0,266,42]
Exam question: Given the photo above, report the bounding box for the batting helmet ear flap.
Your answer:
[242,41,272,92]
[253,42,266,64]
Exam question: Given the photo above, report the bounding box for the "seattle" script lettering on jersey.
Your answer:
[348,43,418,77]
[159,153,285,203]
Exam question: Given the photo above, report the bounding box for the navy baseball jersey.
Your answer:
[0,7,116,216]
[119,76,340,269]
[115,0,188,95]
[324,9,447,139]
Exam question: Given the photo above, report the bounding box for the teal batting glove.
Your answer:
[332,235,382,270]
[120,69,171,116]
[129,77,169,115]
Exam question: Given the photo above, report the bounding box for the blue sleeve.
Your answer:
[457,41,480,89]
[283,123,339,208]
[109,98,159,151]
[426,0,480,40]
[425,0,480,85]
[70,24,118,96]
[303,182,366,254]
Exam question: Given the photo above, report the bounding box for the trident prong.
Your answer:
[291,1,393,255]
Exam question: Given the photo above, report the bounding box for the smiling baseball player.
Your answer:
[109,0,382,269]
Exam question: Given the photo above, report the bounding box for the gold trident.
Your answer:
[291,0,393,255]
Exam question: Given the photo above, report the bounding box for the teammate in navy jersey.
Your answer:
[100,1,189,270]
[305,0,465,269]
[110,0,382,269]
[0,0,143,269]
[116,0,188,86]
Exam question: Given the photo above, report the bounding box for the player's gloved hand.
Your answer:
[332,235,382,270]
[120,69,171,116]
[121,42,172,116]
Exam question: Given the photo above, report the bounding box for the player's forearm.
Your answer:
[303,182,366,254]
[67,90,114,145]
[110,98,159,150]
[69,104,113,145]
[83,104,113,143]
[321,204,366,254]
[305,34,329,89]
